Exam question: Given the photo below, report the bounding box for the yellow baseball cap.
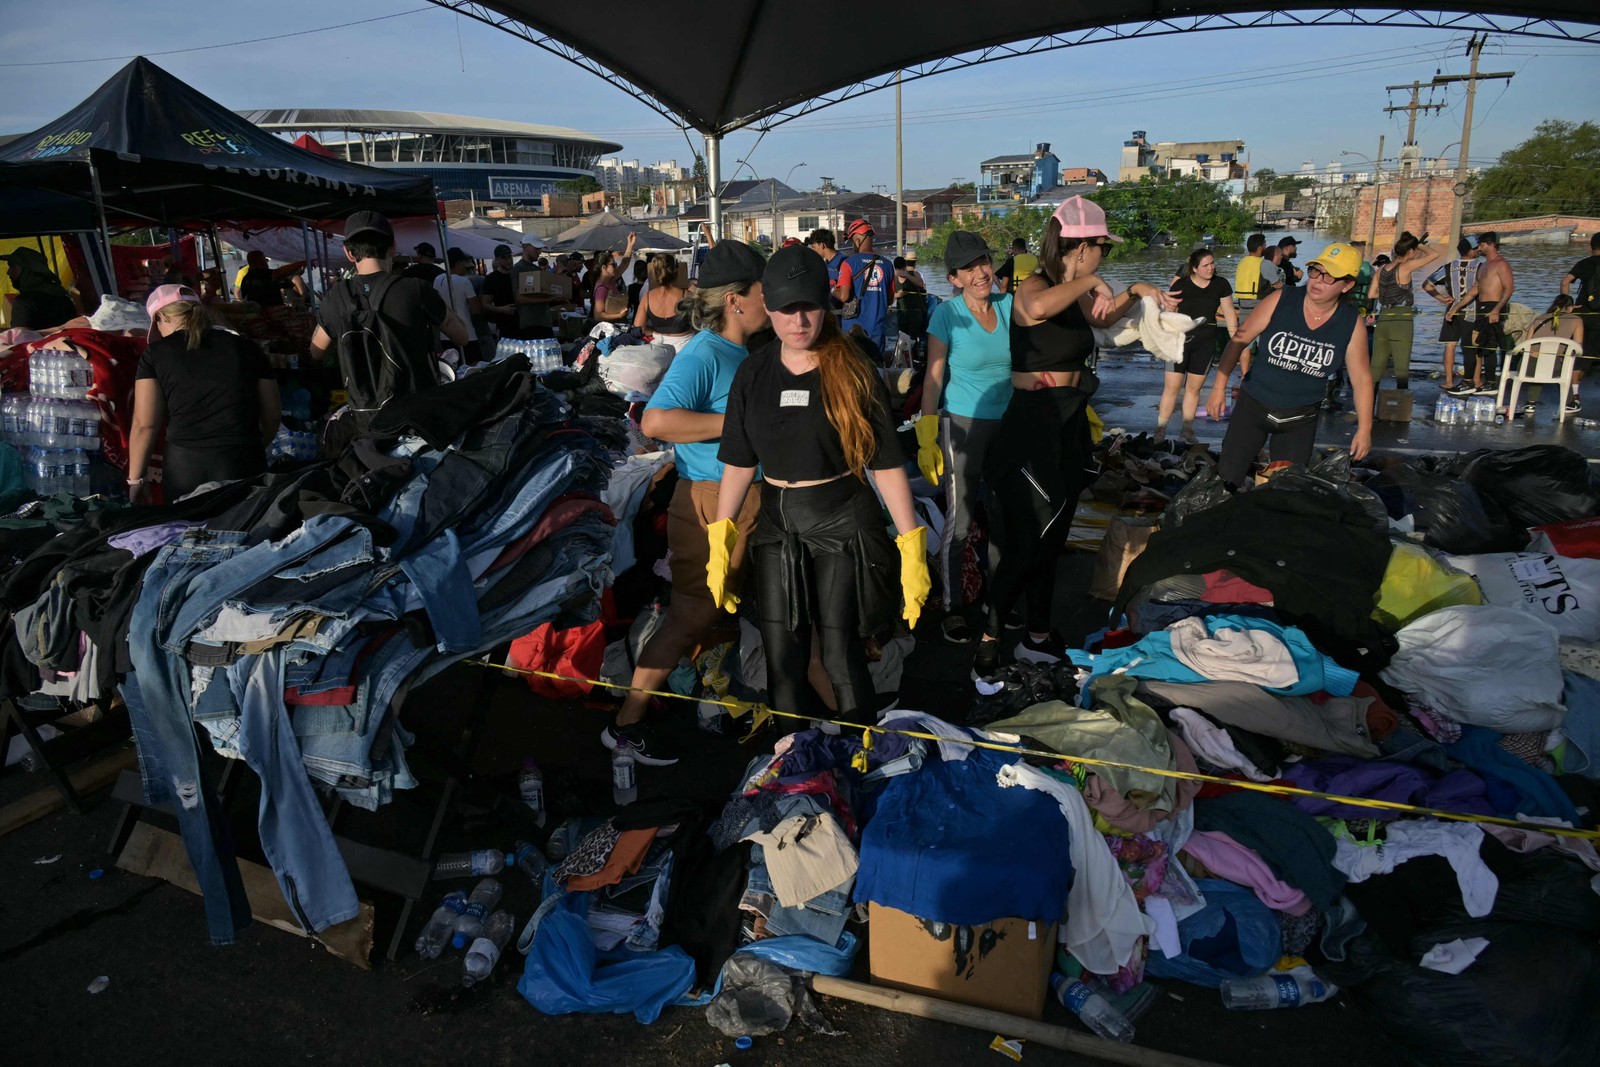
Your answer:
[1308,242,1363,279]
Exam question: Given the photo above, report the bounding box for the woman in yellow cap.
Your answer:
[1207,242,1373,488]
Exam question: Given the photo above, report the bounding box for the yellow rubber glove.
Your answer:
[705,518,741,614]
[895,526,933,631]
[1086,404,1105,445]
[913,414,944,487]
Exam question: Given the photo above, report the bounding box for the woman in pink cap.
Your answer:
[972,196,1176,680]
[127,284,280,503]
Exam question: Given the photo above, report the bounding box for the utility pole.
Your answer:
[895,71,904,255]
[1432,35,1514,254]
[1384,79,1445,237]
[1368,134,1385,247]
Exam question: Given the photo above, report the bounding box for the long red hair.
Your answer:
[809,315,883,479]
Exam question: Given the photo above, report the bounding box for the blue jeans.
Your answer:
[744,854,852,945]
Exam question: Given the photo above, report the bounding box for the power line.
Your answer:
[0,7,435,67]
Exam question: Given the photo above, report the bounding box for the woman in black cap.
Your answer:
[918,230,1013,644]
[712,245,931,727]
[602,240,772,766]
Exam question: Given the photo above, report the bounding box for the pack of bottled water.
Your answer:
[493,336,564,375]
[28,350,94,400]
[22,446,91,497]
[2,394,102,451]
[1432,395,1499,425]
[267,425,319,465]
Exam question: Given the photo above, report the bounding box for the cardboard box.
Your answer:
[1377,389,1414,423]
[518,270,572,300]
[868,904,1056,1019]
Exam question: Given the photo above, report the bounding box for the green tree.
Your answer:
[1470,119,1600,221]
[557,175,602,195]
[692,155,707,182]
[1249,168,1316,197]
[918,206,1051,262]
[1089,175,1254,258]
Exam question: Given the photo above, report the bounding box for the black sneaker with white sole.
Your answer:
[1014,631,1067,664]
[971,636,1002,681]
[601,722,680,767]
[1566,396,1582,414]
[941,613,971,644]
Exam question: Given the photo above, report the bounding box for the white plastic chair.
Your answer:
[1497,336,1584,420]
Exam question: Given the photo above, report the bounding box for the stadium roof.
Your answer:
[239,108,622,151]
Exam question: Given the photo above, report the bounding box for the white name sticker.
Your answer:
[779,390,810,408]
[1511,556,1554,584]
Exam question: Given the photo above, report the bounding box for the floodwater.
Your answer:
[920,235,1587,374]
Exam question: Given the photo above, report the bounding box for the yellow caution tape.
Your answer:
[469,659,1600,842]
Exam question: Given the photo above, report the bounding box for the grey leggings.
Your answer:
[938,413,1004,608]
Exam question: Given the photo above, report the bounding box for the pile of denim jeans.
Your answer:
[6,356,624,944]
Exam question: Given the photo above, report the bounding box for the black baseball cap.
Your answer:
[446,246,471,265]
[698,240,766,288]
[762,245,832,311]
[493,244,513,258]
[1278,236,1298,248]
[944,230,993,271]
[414,241,436,257]
[343,210,393,242]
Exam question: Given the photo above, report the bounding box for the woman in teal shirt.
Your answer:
[917,231,1014,644]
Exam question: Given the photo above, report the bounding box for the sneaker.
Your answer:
[1566,396,1582,414]
[1475,384,1498,396]
[941,613,971,644]
[1179,422,1198,445]
[601,722,679,767]
[1003,608,1025,630]
[1521,403,1538,418]
[1444,384,1475,398]
[971,635,1002,681]
[1014,631,1066,665]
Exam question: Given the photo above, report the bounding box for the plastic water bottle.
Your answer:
[511,840,550,885]
[519,757,546,826]
[1052,974,1135,1042]
[545,817,582,862]
[450,878,504,949]
[611,753,637,806]
[462,909,516,987]
[413,889,468,959]
[432,849,506,879]
[1220,968,1338,1010]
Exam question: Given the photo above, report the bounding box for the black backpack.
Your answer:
[326,273,438,415]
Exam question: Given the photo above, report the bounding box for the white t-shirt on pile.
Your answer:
[433,272,477,342]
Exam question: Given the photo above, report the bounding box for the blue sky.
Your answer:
[2,2,1596,192]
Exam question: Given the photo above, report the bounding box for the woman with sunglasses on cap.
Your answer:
[973,197,1177,679]
[128,285,281,504]
[1206,242,1373,489]
[916,231,1013,645]
[712,245,931,727]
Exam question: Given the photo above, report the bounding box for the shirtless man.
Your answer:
[1446,232,1514,395]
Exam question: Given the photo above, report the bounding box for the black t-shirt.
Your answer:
[995,256,1017,287]
[403,262,445,284]
[482,270,515,320]
[718,340,906,481]
[11,288,77,330]
[137,329,272,449]
[1173,274,1233,324]
[238,267,285,306]
[317,273,447,368]
[1569,255,1600,314]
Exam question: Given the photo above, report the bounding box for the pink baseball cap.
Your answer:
[145,283,200,319]
[1052,196,1122,243]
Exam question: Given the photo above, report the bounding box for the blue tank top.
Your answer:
[1242,287,1360,410]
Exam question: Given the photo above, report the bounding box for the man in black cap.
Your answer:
[1278,236,1303,286]
[403,241,444,283]
[2,247,76,330]
[310,211,468,436]
[480,243,519,344]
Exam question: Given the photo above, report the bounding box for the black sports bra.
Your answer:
[1009,293,1094,373]
[646,291,693,334]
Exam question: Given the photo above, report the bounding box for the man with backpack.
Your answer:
[834,218,896,357]
[309,211,469,442]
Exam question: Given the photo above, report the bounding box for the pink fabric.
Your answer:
[1201,569,1275,605]
[1083,731,1203,833]
[1181,831,1312,916]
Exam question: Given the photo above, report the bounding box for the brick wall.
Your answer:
[1465,215,1599,239]
[1349,176,1457,249]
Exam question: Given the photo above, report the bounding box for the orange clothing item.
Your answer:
[564,828,656,892]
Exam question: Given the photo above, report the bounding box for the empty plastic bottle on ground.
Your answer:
[519,756,546,826]
[432,848,505,879]
[511,840,550,886]
[1220,967,1338,1010]
[461,909,516,987]
[1051,974,1136,1042]
[451,878,504,949]
[612,753,637,806]
[414,889,468,959]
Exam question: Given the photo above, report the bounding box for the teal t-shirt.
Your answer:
[644,328,749,483]
[928,293,1013,419]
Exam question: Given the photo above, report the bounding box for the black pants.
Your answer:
[163,440,266,501]
[1467,302,1503,383]
[752,479,885,725]
[1217,390,1321,488]
[983,385,1094,636]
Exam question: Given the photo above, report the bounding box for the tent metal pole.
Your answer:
[300,219,314,301]
[704,133,722,241]
[895,70,904,255]
[86,161,118,296]
[208,225,227,302]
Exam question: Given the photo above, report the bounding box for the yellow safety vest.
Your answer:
[1234,256,1263,302]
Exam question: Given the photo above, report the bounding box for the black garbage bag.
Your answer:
[1367,461,1521,554]
[1164,466,1229,527]
[1268,452,1390,532]
[1328,922,1600,1067]
[1455,445,1600,529]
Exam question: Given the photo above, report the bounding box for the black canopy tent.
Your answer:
[0,57,437,293]
[433,1,1600,236]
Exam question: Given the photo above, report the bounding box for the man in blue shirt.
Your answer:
[834,219,897,357]
[602,241,770,766]
[806,228,847,310]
